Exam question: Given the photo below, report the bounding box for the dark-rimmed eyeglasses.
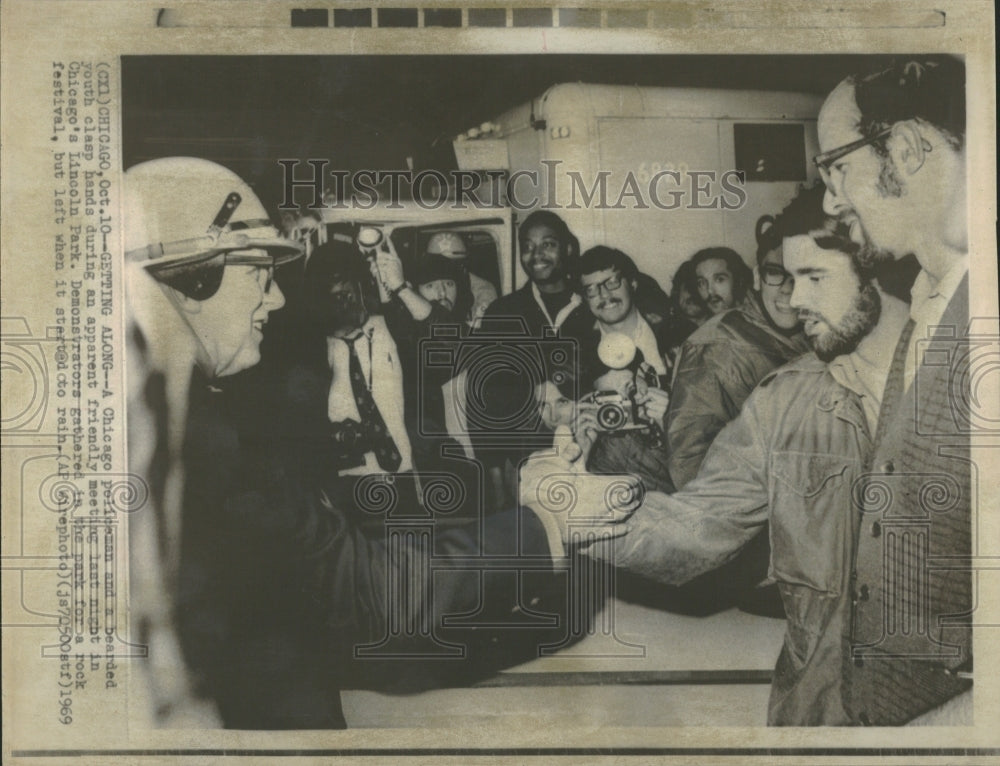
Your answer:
[759,264,793,287]
[812,127,893,187]
[582,274,624,299]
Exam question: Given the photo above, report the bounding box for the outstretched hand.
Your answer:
[519,426,644,556]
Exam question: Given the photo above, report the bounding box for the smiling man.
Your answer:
[472,210,590,508]
[570,247,673,492]
[482,209,586,335]
[813,56,973,725]
[125,156,305,726]
[524,190,913,725]
[690,246,752,316]
[127,158,575,730]
[577,246,675,381]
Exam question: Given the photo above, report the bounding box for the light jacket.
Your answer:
[591,353,873,725]
[666,292,809,489]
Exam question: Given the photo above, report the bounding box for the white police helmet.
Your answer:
[124,157,302,299]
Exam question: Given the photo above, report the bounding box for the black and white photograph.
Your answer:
[1,1,998,762]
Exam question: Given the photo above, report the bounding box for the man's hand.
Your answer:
[469,299,490,329]
[572,400,599,465]
[374,249,405,292]
[636,386,670,425]
[519,426,643,556]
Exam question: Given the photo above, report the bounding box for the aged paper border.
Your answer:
[2,0,997,762]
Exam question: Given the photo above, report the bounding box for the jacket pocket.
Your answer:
[768,452,854,596]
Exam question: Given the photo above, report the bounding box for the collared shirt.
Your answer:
[904,255,969,391]
[327,314,413,475]
[827,293,912,433]
[595,312,668,375]
[531,282,582,331]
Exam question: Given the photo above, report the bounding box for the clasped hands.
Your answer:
[519,425,645,558]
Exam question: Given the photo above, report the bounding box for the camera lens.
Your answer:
[332,420,365,447]
[596,402,626,430]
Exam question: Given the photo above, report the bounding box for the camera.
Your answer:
[585,390,642,432]
[330,418,368,449]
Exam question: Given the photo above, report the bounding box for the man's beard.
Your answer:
[805,280,882,362]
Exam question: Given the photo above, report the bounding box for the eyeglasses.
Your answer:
[257,265,275,293]
[226,252,275,292]
[583,274,624,299]
[812,127,893,187]
[760,264,793,287]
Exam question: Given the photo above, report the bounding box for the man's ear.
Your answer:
[889,120,929,176]
[752,266,762,292]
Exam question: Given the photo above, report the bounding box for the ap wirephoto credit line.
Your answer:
[1,1,998,763]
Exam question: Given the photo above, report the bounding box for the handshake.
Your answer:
[518,426,645,558]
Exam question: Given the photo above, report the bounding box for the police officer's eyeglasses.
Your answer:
[583,274,624,299]
[812,127,893,187]
[760,264,793,287]
[226,252,275,292]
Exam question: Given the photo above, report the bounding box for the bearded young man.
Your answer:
[665,191,817,492]
[520,189,912,725]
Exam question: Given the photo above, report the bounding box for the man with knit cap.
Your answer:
[425,231,498,327]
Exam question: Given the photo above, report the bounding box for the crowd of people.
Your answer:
[126,56,972,729]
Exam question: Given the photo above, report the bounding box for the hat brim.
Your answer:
[127,229,305,271]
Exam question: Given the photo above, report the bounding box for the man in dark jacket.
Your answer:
[570,246,674,494]
[471,210,591,509]
[666,194,815,491]
[126,158,574,729]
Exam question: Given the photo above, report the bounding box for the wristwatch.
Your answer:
[390,281,410,296]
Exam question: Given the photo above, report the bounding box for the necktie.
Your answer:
[345,333,402,472]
